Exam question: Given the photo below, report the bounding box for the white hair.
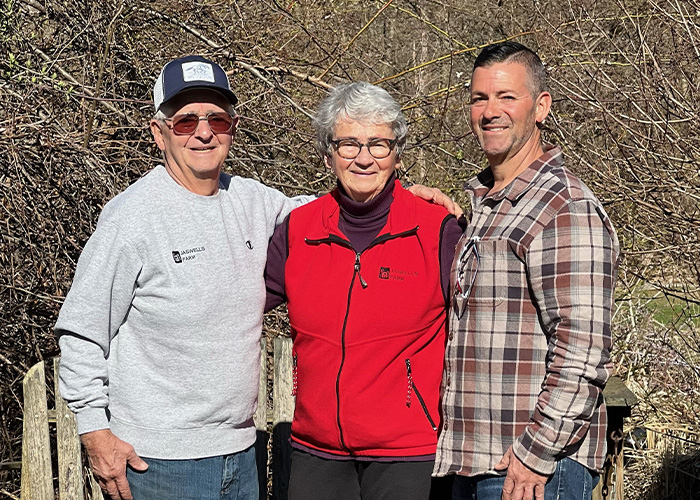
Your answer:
[312,82,408,159]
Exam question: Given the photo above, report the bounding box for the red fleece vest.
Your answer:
[285,182,449,458]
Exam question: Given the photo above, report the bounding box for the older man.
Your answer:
[435,42,619,500]
[54,55,313,500]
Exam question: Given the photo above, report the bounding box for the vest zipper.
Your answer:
[335,264,358,452]
[292,352,298,397]
[405,359,438,431]
[354,253,367,288]
[304,225,421,453]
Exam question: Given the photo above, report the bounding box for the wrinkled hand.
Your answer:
[494,446,548,500]
[407,184,463,217]
[81,429,148,500]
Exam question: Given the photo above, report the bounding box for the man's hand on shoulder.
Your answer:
[407,184,464,217]
[81,429,148,500]
[495,446,548,500]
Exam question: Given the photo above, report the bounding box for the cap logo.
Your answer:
[181,61,216,83]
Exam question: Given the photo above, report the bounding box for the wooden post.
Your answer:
[87,469,104,500]
[53,358,84,500]
[272,337,294,500]
[53,357,85,500]
[254,338,269,500]
[254,338,268,432]
[273,338,295,425]
[20,361,53,500]
[592,376,638,500]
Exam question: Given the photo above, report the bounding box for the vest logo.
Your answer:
[172,246,205,264]
[378,266,418,281]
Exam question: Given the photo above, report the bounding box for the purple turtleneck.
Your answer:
[336,175,395,253]
[264,177,463,311]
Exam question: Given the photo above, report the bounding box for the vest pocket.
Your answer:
[404,359,438,431]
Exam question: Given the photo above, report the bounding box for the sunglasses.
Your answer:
[455,236,480,299]
[163,112,235,136]
[453,236,480,319]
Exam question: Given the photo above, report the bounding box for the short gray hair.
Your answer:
[153,109,168,122]
[313,82,408,159]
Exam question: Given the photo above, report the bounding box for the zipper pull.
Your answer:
[405,359,412,407]
[292,353,298,397]
[355,253,368,288]
[405,358,438,430]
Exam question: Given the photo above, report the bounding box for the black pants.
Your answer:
[288,450,453,500]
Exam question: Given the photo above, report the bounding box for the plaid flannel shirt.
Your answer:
[434,145,619,477]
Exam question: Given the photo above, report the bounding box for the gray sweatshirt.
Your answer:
[55,165,308,459]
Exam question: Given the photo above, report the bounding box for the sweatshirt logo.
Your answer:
[378,266,418,281]
[172,246,205,264]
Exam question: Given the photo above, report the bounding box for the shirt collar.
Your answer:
[465,144,563,203]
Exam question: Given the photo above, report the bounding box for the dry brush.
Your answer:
[1,0,699,497]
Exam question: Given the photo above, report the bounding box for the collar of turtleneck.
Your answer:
[336,173,396,252]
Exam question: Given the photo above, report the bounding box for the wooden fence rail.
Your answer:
[20,357,101,500]
[17,338,634,499]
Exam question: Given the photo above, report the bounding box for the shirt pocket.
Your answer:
[453,237,513,316]
[470,238,512,306]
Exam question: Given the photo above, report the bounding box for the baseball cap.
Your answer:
[153,55,238,111]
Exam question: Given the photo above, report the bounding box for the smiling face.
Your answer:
[150,89,238,195]
[469,62,551,169]
[326,119,399,203]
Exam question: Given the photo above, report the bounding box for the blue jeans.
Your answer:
[452,458,597,500]
[125,445,258,500]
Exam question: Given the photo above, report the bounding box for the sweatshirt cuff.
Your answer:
[512,427,558,476]
[75,406,110,435]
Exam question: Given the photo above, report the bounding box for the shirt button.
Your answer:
[448,332,454,340]
[444,422,449,430]
[446,377,451,386]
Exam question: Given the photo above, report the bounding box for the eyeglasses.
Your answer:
[330,138,398,159]
[454,236,480,300]
[163,112,235,136]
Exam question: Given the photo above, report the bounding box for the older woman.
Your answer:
[265,82,462,500]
